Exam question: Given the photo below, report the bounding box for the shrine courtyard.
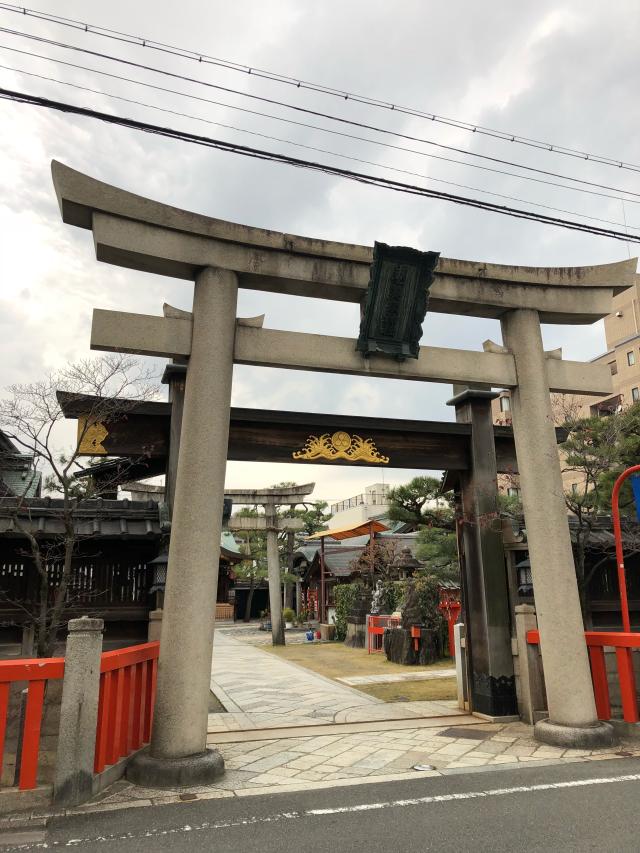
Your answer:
[256,634,455,703]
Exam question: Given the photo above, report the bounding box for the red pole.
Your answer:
[320,536,326,624]
[611,464,640,633]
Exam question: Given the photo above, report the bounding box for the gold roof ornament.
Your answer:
[292,431,390,464]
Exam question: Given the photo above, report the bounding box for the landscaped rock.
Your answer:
[383,626,439,666]
[344,621,367,648]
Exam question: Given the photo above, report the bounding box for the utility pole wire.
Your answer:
[1,26,639,201]
[2,86,640,244]
[2,42,638,208]
[3,61,637,232]
[1,2,638,174]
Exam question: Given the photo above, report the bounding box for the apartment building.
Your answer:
[493,277,640,420]
[574,277,640,416]
[491,274,640,494]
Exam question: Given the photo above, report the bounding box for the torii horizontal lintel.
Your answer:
[90,308,612,397]
[52,161,637,323]
[227,516,305,532]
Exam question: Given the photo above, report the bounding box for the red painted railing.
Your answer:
[94,642,159,773]
[367,615,401,654]
[0,658,64,790]
[527,629,640,723]
[0,640,159,792]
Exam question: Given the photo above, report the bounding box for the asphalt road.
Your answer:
[3,757,640,852]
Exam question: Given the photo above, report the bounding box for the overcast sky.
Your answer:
[1,1,639,505]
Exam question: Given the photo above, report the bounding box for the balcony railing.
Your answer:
[330,492,391,515]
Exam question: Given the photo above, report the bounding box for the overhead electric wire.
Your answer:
[1,2,638,175]
[2,86,639,245]
[4,44,638,209]
[2,26,640,203]
[3,62,638,233]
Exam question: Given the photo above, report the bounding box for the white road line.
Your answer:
[307,773,640,814]
[5,773,640,850]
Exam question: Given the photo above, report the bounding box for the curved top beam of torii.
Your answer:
[51,160,636,324]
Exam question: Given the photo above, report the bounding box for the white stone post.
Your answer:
[501,308,613,747]
[265,503,285,646]
[454,623,467,711]
[54,617,104,806]
[129,266,237,786]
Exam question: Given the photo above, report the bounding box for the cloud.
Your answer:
[1,0,638,502]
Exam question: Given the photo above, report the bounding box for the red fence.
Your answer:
[527,629,640,724]
[0,640,159,791]
[94,642,159,773]
[367,615,401,654]
[0,657,64,790]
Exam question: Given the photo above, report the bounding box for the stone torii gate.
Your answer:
[225,484,313,646]
[51,160,636,785]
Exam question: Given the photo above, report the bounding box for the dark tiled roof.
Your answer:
[0,465,41,499]
[0,429,42,498]
[0,496,162,538]
[294,532,422,579]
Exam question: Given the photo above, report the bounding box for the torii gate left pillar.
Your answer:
[128,266,236,786]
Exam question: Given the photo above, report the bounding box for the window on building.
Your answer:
[633,387,640,403]
[628,351,636,366]
[609,360,618,376]
[500,396,511,412]
[507,487,520,498]
[571,483,579,494]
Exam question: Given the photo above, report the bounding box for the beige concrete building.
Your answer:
[493,276,640,424]
[574,277,640,416]
[492,276,640,495]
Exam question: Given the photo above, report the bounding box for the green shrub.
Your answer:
[282,607,296,623]
[334,583,360,642]
[381,580,405,613]
[392,575,447,655]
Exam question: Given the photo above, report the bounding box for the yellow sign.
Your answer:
[292,431,389,464]
[77,416,109,455]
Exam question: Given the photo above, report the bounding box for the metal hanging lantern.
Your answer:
[148,549,169,595]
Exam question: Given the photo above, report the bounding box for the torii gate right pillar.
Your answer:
[501,308,613,747]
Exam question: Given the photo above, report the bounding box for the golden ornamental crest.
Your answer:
[292,431,389,464]
[77,416,109,455]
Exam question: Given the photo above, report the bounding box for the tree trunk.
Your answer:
[244,580,255,622]
[285,531,295,609]
[574,536,592,630]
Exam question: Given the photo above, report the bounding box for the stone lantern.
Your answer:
[392,546,423,579]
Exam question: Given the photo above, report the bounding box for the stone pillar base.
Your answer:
[126,747,224,789]
[534,719,615,749]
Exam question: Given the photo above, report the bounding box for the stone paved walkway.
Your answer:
[218,624,310,646]
[338,668,456,685]
[208,630,462,733]
[67,719,640,817]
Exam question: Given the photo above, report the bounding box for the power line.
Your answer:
[2,26,640,202]
[1,1,638,175]
[2,86,639,245]
[3,62,637,233]
[3,42,638,208]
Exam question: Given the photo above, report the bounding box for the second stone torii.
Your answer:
[225,484,314,646]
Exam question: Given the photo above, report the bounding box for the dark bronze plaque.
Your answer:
[356,241,440,361]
